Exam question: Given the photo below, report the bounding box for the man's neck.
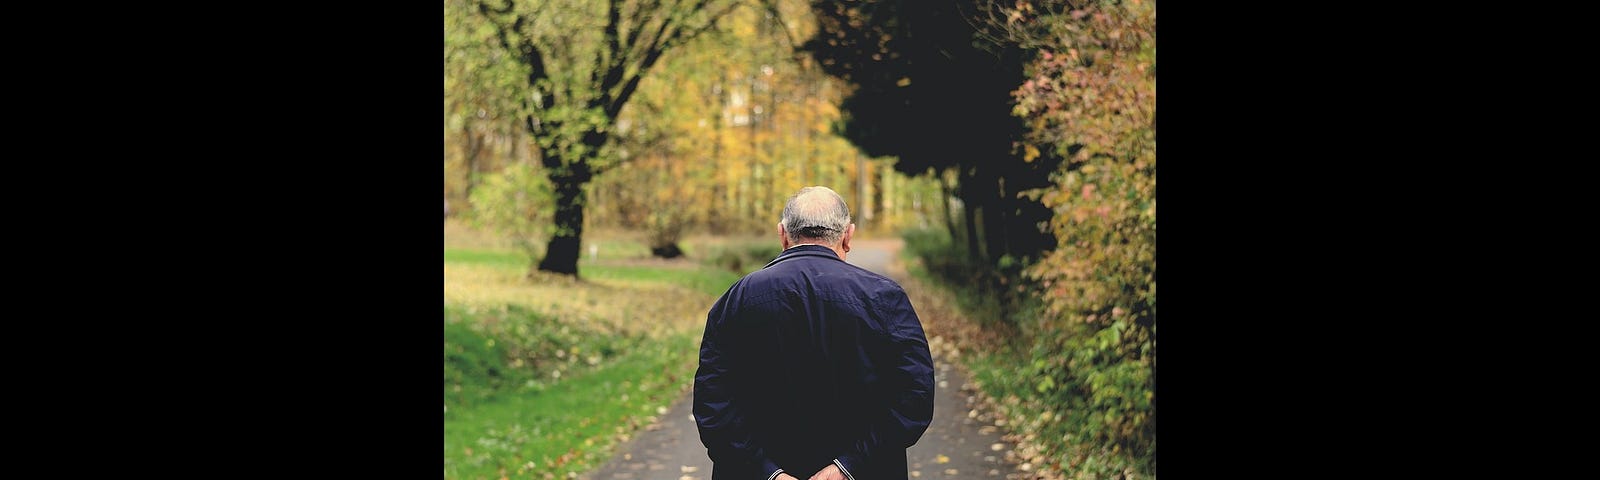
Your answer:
[786,243,830,250]
[785,242,846,260]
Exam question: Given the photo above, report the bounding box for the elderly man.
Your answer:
[694,186,935,480]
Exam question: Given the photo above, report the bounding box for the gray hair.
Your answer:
[781,186,852,245]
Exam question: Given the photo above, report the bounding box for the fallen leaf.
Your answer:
[682,466,699,473]
[936,454,950,464]
[991,443,1005,451]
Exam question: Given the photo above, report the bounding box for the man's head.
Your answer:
[779,186,855,256]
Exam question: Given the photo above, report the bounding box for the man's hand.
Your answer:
[808,464,846,480]
[776,473,800,480]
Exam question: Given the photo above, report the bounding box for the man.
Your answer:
[694,186,935,480]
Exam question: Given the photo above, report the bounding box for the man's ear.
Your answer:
[778,223,790,250]
[841,223,855,252]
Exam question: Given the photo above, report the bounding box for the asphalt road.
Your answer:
[581,240,1023,480]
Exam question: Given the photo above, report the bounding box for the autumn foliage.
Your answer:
[996,0,1156,477]
[446,0,1156,477]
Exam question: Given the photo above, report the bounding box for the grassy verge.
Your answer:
[444,325,699,480]
[898,229,1153,480]
[582,263,741,298]
[445,223,744,480]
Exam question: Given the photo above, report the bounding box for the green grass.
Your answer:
[444,305,647,408]
[445,238,739,480]
[444,248,531,269]
[896,234,1013,331]
[898,229,1153,479]
[444,330,699,480]
[583,264,741,298]
[444,247,743,298]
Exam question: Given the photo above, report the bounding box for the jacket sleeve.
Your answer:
[693,289,785,480]
[834,288,936,479]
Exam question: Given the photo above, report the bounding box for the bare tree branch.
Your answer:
[476,0,517,55]
[755,0,797,53]
[629,0,684,74]
[605,47,665,118]
[476,0,513,16]
[664,0,740,49]
[476,0,557,141]
[621,0,665,54]
[594,0,623,90]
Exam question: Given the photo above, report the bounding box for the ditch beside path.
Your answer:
[581,239,1025,480]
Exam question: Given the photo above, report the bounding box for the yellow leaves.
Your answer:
[936,454,951,464]
[897,76,912,87]
[1023,144,1041,162]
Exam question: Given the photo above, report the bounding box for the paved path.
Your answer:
[582,239,1022,480]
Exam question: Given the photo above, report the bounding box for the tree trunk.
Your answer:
[989,177,1011,260]
[959,167,986,263]
[856,153,869,227]
[462,127,486,200]
[982,185,1007,263]
[536,176,586,276]
[963,196,981,263]
[938,170,958,242]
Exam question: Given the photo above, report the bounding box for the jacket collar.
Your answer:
[762,244,842,269]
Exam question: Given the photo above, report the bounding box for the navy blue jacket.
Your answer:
[694,245,935,480]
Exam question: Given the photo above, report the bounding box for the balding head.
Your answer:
[781,186,852,246]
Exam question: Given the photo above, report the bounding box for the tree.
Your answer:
[470,0,741,276]
[802,0,1058,267]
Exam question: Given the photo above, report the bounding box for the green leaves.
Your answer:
[953,0,1159,477]
[467,162,555,259]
